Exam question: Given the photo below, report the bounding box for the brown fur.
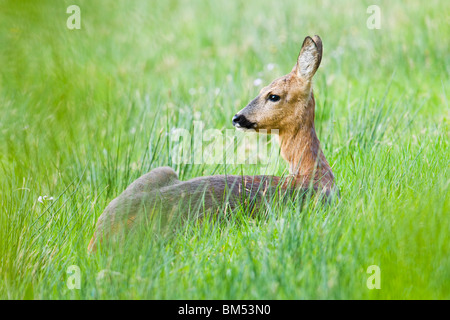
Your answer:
[88,35,337,252]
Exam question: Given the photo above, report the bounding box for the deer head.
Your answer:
[232,35,334,190]
[232,35,322,134]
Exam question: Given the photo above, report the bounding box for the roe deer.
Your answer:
[88,35,337,253]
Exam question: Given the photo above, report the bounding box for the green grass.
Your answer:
[0,0,449,299]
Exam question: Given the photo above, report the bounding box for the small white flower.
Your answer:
[266,63,275,71]
[194,111,202,120]
[38,195,54,204]
[253,78,263,86]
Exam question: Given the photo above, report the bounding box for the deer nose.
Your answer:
[232,114,242,125]
[232,114,255,129]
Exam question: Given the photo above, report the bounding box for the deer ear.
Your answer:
[295,35,322,81]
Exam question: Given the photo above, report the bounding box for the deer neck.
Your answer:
[278,92,333,187]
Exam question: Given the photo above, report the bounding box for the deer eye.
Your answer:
[268,94,280,102]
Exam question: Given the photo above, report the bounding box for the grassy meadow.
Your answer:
[0,0,449,299]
